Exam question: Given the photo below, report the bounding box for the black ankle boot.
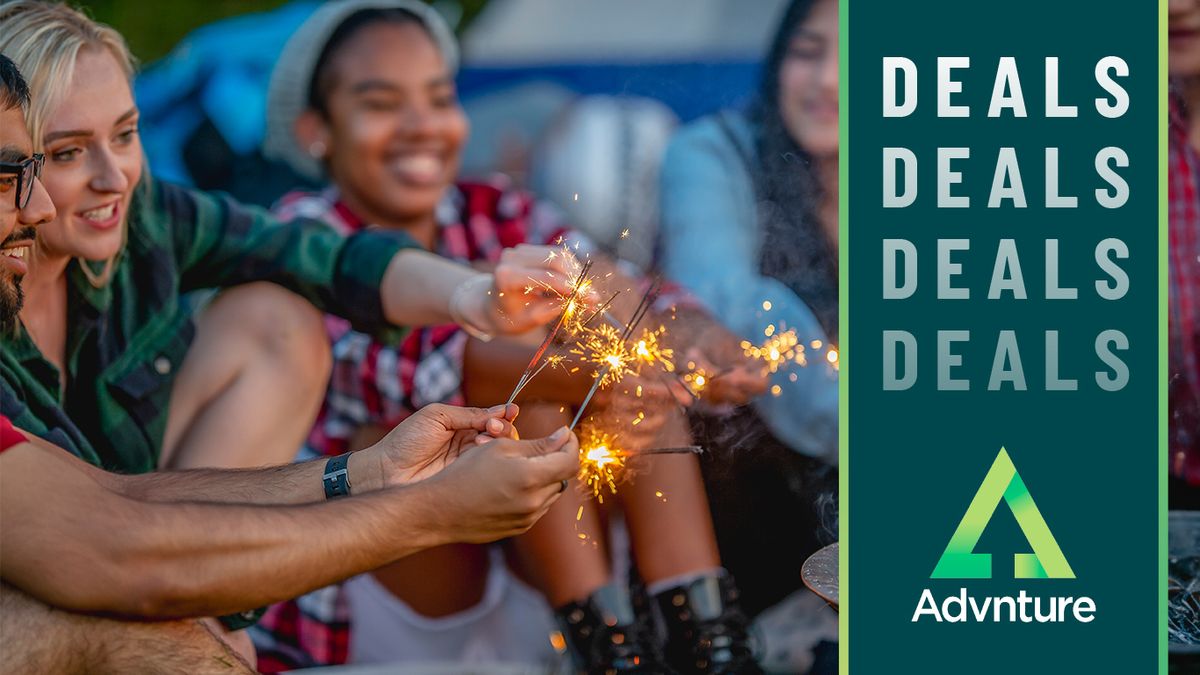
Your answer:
[555,584,675,675]
[655,573,762,674]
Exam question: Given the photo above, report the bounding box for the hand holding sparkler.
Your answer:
[419,426,581,543]
[370,403,520,487]
[660,308,770,404]
[462,244,594,336]
[676,348,768,406]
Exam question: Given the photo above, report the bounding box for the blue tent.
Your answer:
[133,0,782,203]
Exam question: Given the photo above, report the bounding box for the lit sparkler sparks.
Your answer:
[680,369,709,396]
[526,242,588,313]
[571,323,636,389]
[632,326,674,373]
[578,428,625,502]
[568,278,662,430]
[742,325,803,374]
[735,323,839,395]
[577,426,703,502]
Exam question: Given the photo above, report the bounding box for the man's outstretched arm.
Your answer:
[69,404,518,506]
[0,426,578,619]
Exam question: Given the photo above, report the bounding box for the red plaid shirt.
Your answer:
[251,178,576,671]
[1170,94,1200,485]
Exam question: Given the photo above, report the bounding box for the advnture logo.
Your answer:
[912,448,1096,624]
[931,448,1073,580]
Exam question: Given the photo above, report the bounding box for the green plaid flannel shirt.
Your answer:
[0,180,415,472]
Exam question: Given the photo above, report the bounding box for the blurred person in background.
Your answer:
[1168,0,1200,508]
[658,0,840,671]
[531,94,679,273]
[256,2,769,673]
[0,0,575,476]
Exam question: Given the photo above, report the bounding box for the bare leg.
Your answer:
[348,423,492,617]
[507,402,612,607]
[369,543,492,617]
[160,282,331,470]
[620,409,722,584]
[0,583,254,674]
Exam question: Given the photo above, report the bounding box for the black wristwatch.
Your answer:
[323,453,352,499]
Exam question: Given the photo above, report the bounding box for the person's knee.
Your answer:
[210,282,331,384]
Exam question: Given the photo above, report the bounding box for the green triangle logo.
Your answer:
[931,448,1074,579]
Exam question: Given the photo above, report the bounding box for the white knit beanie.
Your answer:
[264,0,459,181]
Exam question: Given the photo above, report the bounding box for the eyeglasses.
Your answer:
[0,153,45,209]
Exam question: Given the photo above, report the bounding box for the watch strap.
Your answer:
[323,452,352,499]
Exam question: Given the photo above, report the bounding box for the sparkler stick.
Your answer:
[579,291,622,330]
[636,445,704,456]
[417,259,593,479]
[507,353,567,401]
[568,377,604,431]
[568,278,662,431]
[504,260,594,406]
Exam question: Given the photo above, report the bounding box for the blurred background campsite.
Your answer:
[74,0,788,266]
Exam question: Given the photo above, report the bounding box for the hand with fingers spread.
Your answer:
[368,403,521,487]
[421,426,581,543]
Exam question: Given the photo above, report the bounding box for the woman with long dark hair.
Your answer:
[659,0,840,671]
[661,0,838,464]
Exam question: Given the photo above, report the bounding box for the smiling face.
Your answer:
[1171,0,1200,77]
[304,20,468,228]
[0,103,56,329]
[37,47,141,263]
[778,0,839,158]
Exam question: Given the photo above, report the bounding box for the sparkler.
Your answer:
[569,290,621,335]
[577,426,703,502]
[504,260,594,406]
[742,325,804,373]
[679,368,711,397]
[419,256,594,480]
[571,323,636,389]
[737,323,840,394]
[638,445,703,456]
[632,326,674,373]
[577,428,625,502]
[568,278,662,431]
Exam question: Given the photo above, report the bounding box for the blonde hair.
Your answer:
[0,1,138,287]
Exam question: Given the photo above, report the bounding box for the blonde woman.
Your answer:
[0,1,576,476]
